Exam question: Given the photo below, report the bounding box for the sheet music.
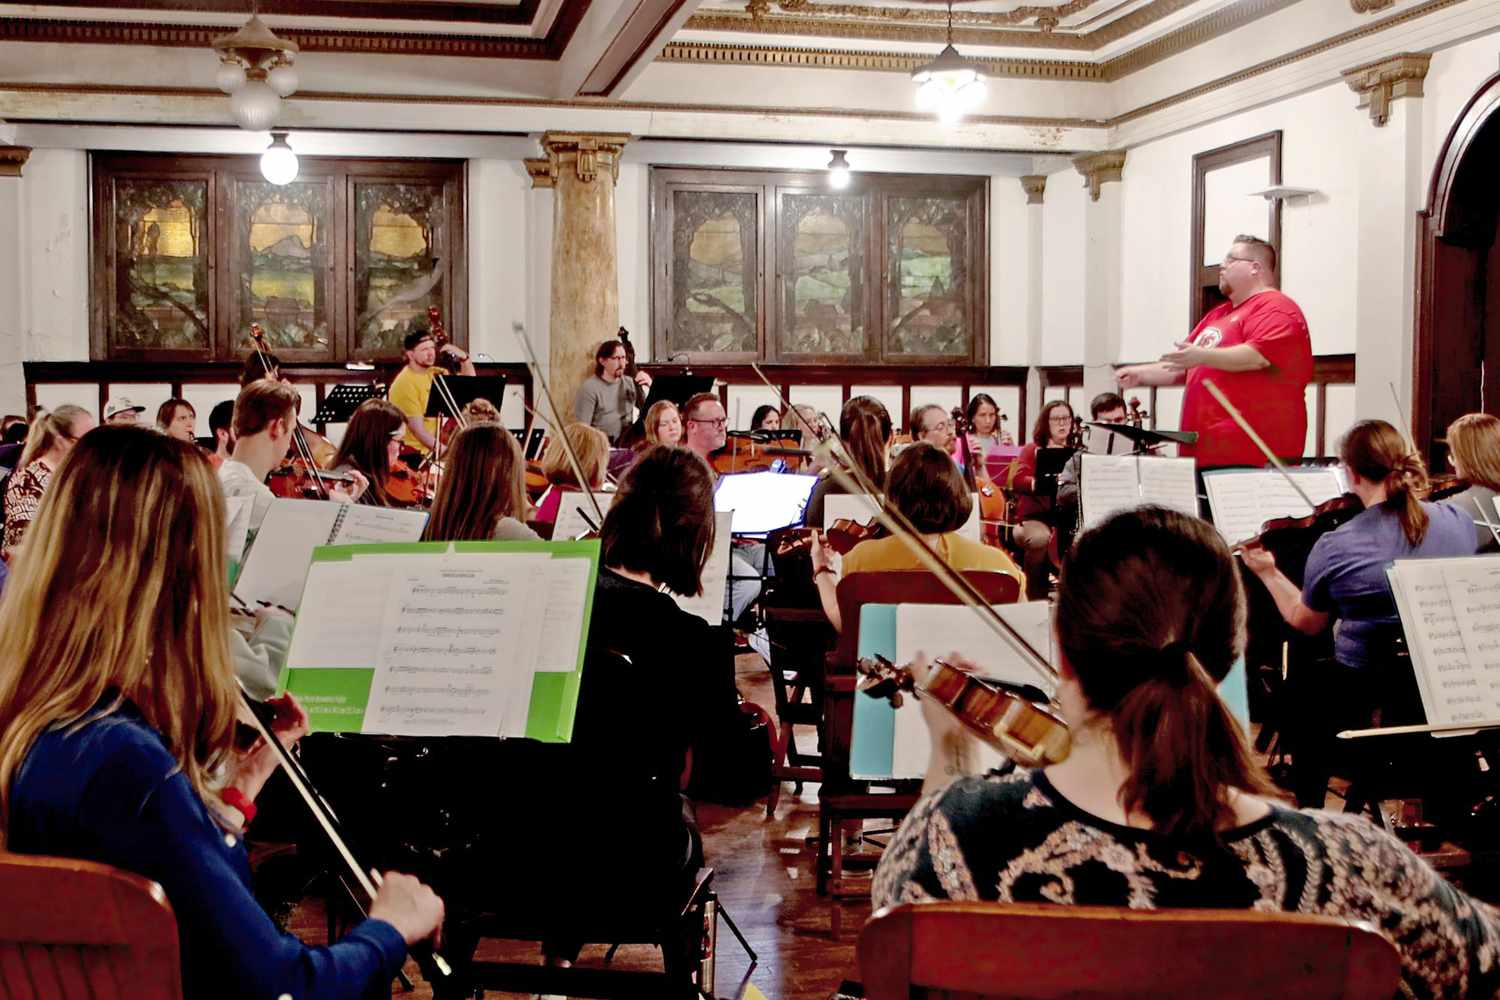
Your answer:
[552,492,604,542]
[664,511,734,625]
[1203,469,1346,546]
[1080,455,1198,530]
[330,504,429,545]
[224,495,251,566]
[233,499,342,611]
[285,557,415,670]
[535,554,596,670]
[1390,556,1500,726]
[823,493,883,529]
[362,557,543,737]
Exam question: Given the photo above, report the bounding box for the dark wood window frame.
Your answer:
[649,166,988,367]
[1190,131,1282,328]
[90,152,467,364]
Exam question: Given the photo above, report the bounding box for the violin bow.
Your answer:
[248,325,329,500]
[510,322,606,528]
[1200,378,1316,511]
[235,687,457,988]
[745,365,1057,690]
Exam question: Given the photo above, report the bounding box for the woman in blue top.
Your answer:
[0,425,445,1000]
[1243,419,1477,805]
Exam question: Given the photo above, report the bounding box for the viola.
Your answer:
[383,457,428,507]
[856,654,1071,767]
[774,516,886,559]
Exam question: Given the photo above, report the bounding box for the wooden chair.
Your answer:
[860,902,1402,1000]
[762,596,835,817]
[819,570,1022,898]
[0,852,181,1000]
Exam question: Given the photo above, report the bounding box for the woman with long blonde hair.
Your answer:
[1442,412,1500,551]
[2,403,94,556]
[421,422,537,542]
[534,422,610,527]
[0,425,442,999]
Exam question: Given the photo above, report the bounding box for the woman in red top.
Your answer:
[1010,399,1074,599]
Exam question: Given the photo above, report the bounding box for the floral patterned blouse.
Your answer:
[3,458,53,551]
[872,767,1500,999]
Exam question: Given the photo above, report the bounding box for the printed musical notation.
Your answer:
[1390,556,1500,727]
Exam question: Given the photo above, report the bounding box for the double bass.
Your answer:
[247,324,352,500]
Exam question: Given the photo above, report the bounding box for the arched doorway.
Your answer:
[1414,69,1500,464]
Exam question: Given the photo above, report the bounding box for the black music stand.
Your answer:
[1033,447,1076,502]
[312,383,382,426]
[510,426,547,461]
[423,375,508,419]
[626,374,715,442]
[1085,421,1199,454]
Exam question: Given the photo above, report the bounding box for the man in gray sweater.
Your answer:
[574,338,654,444]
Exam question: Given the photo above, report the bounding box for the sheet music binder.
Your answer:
[423,375,509,417]
[312,382,382,425]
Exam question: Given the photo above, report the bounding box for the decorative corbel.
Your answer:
[1071,150,1125,202]
[1019,175,1047,205]
[1342,53,1430,126]
[529,132,630,188]
[1349,0,1395,12]
[0,146,31,178]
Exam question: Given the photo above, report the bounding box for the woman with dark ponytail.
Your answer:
[1242,420,1476,805]
[873,506,1500,998]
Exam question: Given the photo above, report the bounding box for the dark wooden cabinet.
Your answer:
[91,153,466,364]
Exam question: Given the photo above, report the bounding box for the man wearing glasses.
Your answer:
[574,338,653,445]
[1116,234,1312,469]
[681,392,764,624]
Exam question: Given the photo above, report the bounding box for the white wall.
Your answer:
[1039,166,1087,366]
[989,174,1031,366]
[1422,32,1500,192]
[1119,81,1363,363]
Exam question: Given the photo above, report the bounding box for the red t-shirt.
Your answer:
[1179,289,1313,469]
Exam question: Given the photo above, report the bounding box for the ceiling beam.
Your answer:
[555,0,702,96]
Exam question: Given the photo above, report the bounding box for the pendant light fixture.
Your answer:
[911,0,987,124]
[827,149,851,189]
[259,131,299,185]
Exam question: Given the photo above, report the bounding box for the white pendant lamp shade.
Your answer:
[266,62,299,98]
[230,79,281,131]
[215,58,248,95]
[260,132,299,186]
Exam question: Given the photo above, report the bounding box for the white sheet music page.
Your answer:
[1203,469,1346,547]
[669,511,734,625]
[331,504,429,544]
[224,495,252,564]
[1389,557,1500,726]
[233,499,342,611]
[362,555,546,737]
[285,558,400,670]
[552,493,604,542]
[1136,456,1199,520]
[1079,455,1142,530]
[534,554,596,671]
[1444,557,1500,709]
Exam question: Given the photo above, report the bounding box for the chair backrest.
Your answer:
[0,852,181,1000]
[834,570,1022,670]
[859,902,1402,1000]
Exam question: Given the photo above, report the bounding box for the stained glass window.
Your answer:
[885,196,969,357]
[668,190,759,356]
[354,183,446,355]
[231,180,331,354]
[109,180,210,351]
[778,193,866,356]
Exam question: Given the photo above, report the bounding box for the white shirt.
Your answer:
[218,459,274,563]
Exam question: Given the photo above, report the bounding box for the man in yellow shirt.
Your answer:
[810,442,1023,632]
[389,329,475,455]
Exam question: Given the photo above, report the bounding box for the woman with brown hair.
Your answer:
[1010,398,1075,599]
[810,442,1021,632]
[642,399,683,448]
[329,399,406,507]
[420,422,537,542]
[1243,419,1477,804]
[533,422,610,527]
[1441,412,1500,551]
[0,425,443,1000]
[3,404,95,556]
[873,505,1500,997]
[802,395,893,528]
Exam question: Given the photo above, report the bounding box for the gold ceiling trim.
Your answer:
[660,41,1105,80]
[744,0,1102,32]
[681,0,1205,49]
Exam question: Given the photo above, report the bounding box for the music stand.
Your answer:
[510,426,548,461]
[1033,447,1075,502]
[312,383,382,426]
[424,374,508,468]
[1085,421,1199,454]
[627,374,716,441]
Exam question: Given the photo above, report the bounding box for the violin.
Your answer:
[383,456,428,507]
[1237,492,1364,556]
[857,654,1071,767]
[954,407,1010,545]
[248,323,348,500]
[710,432,810,475]
[774,516,886,559]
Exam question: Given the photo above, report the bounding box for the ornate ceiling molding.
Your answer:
[1341,52,1430,125]
[658,40,1105,80]
[1350,0,1396,11]
[1072,149,1124,200]
[0,146,31,177]
[741,0,1103,33]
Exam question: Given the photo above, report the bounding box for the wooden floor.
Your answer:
[288,652,871,1000]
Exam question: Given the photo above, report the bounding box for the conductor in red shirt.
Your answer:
[1116,234,1313,469]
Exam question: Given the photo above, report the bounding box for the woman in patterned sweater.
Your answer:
[872,506,1500,999]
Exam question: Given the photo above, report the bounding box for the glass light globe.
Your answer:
[266,62,299,98]
[215,58,247,94]
[230,79,280,131]
[260,133,299,186]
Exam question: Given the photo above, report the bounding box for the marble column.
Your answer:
[1020,174,1046,431]
[525,132,630,421]
[1341,54,1429,426]
[1072,151,1127,406]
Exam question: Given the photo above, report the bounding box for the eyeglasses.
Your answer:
[1221,254,1255,267]
[688,417,727,427]
[608,353,627,361]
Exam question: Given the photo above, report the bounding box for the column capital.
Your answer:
[1071,150,1125,202]
[1342,52,1430,127]
[1019,174,1046,205]
[0,146,31,177]
[527,131,631,188]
